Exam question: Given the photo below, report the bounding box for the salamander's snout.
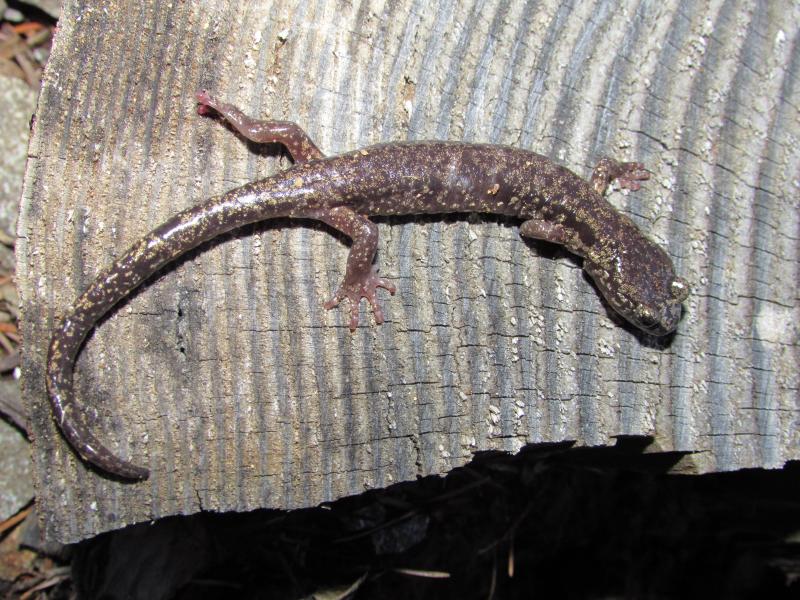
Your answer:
[630,276,689,335]
[585,256,689,337]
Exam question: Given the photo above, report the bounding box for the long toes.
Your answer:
[324,294,343,310]
[325,277,394,329]
[366,295,385,323]
[627,164,649,180]
[377,279,396,295]
[619,171,648,190]
[348,303,360,331]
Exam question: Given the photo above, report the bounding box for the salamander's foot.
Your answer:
[591,157,650,195]
[613,161,649,191]
[196,89,219,116]
[324,269,396,331]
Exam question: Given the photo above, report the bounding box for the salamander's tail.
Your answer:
[45,181,303,480]
[47,320,150,480]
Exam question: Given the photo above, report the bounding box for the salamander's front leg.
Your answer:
[196,90,324,163]
[310,207,396,331]
[590,157,649,195]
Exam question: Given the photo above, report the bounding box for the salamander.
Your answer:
[45,90,689,480]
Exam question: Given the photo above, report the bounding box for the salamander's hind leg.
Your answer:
[591,157,649,195]
[196,90,324,163]
[309,207,396,331]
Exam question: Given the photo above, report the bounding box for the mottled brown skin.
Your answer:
[45,91,689,480]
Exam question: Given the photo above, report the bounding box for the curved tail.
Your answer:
[46,180,300,479]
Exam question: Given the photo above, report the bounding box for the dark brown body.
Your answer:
[46,94,689,480]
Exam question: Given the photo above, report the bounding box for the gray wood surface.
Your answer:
[17,0,800,543]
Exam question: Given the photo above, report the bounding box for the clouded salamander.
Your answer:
[46,90,689,480]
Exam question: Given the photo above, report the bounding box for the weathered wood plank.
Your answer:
[17,0,800,542]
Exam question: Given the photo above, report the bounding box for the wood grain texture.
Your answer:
[17,0,800,542]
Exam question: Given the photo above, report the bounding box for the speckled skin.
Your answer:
[45,91,689,480]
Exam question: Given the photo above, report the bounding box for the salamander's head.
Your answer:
[584,238,689,336]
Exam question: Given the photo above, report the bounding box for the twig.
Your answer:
[0,506,32,536]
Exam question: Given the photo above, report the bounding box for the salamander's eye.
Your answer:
[636,307,658,329]
[670,277,689,302]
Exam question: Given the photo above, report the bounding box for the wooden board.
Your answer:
[17,0,800,543]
